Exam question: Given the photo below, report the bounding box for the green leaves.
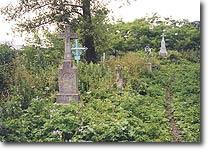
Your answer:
[0,44,16,98]
[0,51,200,142]
[107,17,200,54]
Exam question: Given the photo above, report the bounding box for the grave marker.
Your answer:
[145,45,152,73]
[56,25,80,104]
[115,65,124,90]
[159,33,168,57]
[71,39,87,63]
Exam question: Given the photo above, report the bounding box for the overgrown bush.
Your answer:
[0,51,200,142]
[0,44,16,99]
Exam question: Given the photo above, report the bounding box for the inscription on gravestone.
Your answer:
[56,25,80,104]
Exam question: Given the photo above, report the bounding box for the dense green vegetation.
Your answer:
[0,47,200,142]
[96,16,200,58]
[0,45,16,99]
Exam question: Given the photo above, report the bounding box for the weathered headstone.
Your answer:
[56,25,80,104]
[71,39,87,63]
[145,45,151,63]
[145,45,152,73]
[159,33,168,57]
[115,65,124,90]
[145,62,152,73]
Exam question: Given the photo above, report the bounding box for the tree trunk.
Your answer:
[82,0,97,63]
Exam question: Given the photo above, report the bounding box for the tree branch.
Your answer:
[71,10,83,16]
[66,4,83,8]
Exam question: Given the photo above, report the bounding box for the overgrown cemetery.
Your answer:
[0,0,200,143]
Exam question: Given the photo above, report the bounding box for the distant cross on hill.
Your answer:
[159,33,168,57]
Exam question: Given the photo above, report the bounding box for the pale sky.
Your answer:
[0,0,200,47]
[110,0,200,22]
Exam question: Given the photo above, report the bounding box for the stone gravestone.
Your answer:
[115,65,124,90]
[145,45,152,73]
[56,25,80,104]
[159,33,168,57]
[71,39,87,63]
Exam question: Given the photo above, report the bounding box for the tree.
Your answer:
[106,16,200,54]
[82,0,97,62]
[0,0,107,63]
[0,44,16,99]
[1,0,136,63]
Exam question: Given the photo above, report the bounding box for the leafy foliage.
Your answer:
[0,47,200,142]
[0,44,16,99]
[106,17,200,55]
[0,9,200,143]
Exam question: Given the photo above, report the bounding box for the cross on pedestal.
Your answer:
[161,33,166,41]
[159,32,168,57]
[57,25,80,104]
[59,25,78,61]
[72,39,88,63]
[161,33,165,38]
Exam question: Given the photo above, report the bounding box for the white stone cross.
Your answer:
[159,32,168,57]
[161,33,166,41]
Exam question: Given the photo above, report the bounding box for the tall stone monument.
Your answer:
[145,45,152,73]
[159,33,168,57]
[115,65,124,90]
[57,25,80,104]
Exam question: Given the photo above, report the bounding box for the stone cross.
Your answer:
[59,25,78,61]
[57,25,80,104]
[159,33,168,57]
[161,33,165,38]
[71,39,87,63]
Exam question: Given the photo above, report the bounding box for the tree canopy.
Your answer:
[1,0,109,62]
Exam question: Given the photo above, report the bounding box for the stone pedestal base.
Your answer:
[145,63,152,73]
[159,52,168,57]
[56,60,80,104]
[57,93,80,104]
